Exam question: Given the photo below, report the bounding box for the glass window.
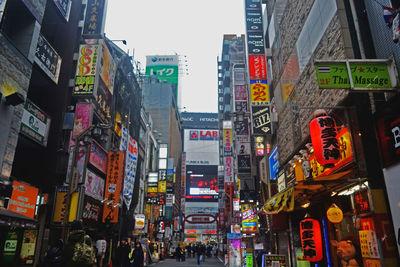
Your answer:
[296,0,337,73]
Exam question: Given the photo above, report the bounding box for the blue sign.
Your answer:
[227,233,242,239]
[268,147,279,180]
[167,169,174,175]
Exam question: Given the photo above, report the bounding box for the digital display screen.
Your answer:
[186,165,218,202]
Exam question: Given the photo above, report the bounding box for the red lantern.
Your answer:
[300,218,323,262]
[309,110,340,167]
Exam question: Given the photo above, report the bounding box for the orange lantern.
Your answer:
[309,110,340,167]
[300,218,323,262]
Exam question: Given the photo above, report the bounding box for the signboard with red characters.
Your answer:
[248,55,267,79]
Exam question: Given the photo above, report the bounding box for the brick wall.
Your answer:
[276,13,351,164]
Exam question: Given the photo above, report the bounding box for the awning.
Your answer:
[260,187,295,214]
[0,208,37,228]
[260,170,356,214]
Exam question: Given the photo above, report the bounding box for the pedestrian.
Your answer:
[176,245,182,262]
[117,238,131,267]
[95,237,107,267]
[129,241,144,267]
[39,239,64,267]
[61,220,97,267]
[202,244,206,263]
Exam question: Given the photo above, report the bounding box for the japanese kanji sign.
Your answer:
[73,43,99,96]
[315,60,398,90]
[53,0,72,20]
[299,218,323,262]
[123,136,138,208]
[250,80,269,103]
[20,99,51,146]
[83,0,107,36]
[102,151,124,223]
[34,34,62,84]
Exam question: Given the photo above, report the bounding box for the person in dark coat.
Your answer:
[130,241,144,267]
[175,246,182,262]
[116,238,131,267]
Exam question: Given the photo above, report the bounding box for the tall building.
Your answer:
[180,112,219,243]
[261,0,400,266]
[145,55,182,109]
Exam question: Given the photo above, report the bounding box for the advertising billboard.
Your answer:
[84,169,105,201]
[180,112,219,129]
[8,181,38,219]
[145,55,179,84]
[73,43,99,96]
[184,129,219,166]
[89,141,107,174]
[100,40,116,94]
[241,203,259,233]
[20,99,51,146]
[123,136,138,207]
[186,165,218,202]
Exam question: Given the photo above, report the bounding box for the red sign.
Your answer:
[8,181,38,219]
[235,85,248,101]
[376,115,400,167]
[248,55,267,79]
[310,113,340,167]
[300,218,323,262]
[102,151,124,223]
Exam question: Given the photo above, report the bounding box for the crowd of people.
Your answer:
[38,220,145,267]
[174,243,218,265]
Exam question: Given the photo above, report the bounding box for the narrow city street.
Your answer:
[150,257,224,267]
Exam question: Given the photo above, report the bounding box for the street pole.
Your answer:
[61,125,94,242]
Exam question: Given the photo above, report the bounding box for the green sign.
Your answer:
[246,253,253,267]
[145,65,179,84]
[20,99,51,146]
[2,231,18,264]
[315,60,397,90]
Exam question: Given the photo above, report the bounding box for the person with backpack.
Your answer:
[61,220,97,267]
[39,239,64,267]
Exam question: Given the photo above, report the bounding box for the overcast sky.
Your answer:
[104,0,245,113]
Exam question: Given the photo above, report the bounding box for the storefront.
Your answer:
[262,111,399,266]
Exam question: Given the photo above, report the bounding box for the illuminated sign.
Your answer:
[189,130,219,140]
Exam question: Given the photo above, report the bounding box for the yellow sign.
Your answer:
[158,181,166,193]
[282,82,295,102]
[261,187,295,214]
[0,82,18,97]
[326,204,343,223]
[147,187,158,193]
[250,81,270,103]
[53,188,79,224]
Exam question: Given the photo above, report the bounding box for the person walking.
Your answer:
[175,245,182,262]
[130,241,144,267]
[39,239,64,267]
[116,238,131,267]
[95,237,107,267]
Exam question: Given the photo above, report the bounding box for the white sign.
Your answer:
[184,129,219,166]
[259,157,268,184]
[119,127,128,151]
[123,136,138,207]
[277,172,286,193]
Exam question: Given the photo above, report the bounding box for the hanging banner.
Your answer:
[260,187,294,214]
[83,0,107,36]
[241,203,258,233]
[8,181,38,219]
[123,136,138,208]
[250,80,269,103]
[20,99,51,146]
[19,230,37,265]
[73,43,99,96]
[251,104,272,135]
[119,126,129,151]
[103,151,124,223]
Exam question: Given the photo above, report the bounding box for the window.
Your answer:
[296,0,337,73]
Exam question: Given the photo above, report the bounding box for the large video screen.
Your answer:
[186,165,218,202]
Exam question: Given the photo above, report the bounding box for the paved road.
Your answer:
[149,256,224,267]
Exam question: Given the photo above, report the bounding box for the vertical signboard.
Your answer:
[19,230,37,264]
[84,169,105,201]
[34,34,62,84]
[53,0,72,20]
[73,43,99,96]
[100,39,116,94]
[268,147,279,181]
[241,203,259,233]
[72,102,93,140]
[251,104,271,135]
[103,151,124,223]
[123,136,138,208]
[88,141,107,174]
[83,0,107,36]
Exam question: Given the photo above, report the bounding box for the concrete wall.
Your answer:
[0,35,32,178]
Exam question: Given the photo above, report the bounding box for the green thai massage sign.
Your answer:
[315,61,396,90]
